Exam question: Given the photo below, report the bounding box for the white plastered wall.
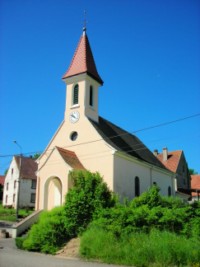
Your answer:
[3,157,19,207]
[113,152,175,201]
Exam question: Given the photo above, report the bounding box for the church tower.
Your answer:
[62,28,103,123]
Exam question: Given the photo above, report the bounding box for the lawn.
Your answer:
[80,226,200,267]
[0,203,33,222]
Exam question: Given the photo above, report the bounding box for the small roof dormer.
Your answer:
[62,28,103,85]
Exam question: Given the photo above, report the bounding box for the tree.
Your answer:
[189,169,198,175]
[32,153,41,160]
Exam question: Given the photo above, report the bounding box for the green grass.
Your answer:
[80,226,200,267]
[0,204,33,222]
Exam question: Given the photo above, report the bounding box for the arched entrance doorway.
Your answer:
[44,177,62,210]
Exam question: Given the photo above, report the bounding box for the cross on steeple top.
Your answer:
[83,10,87,34]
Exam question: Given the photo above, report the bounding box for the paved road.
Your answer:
[0,238,125,267]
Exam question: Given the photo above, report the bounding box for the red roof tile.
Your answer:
[191,175,200,196]
[62,29,103,85]
[56,147,85,170]
[156,150,182,173]
[15,156,38,180]
[0,175,5,186]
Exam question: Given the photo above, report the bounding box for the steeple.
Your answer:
[62,29,103,85]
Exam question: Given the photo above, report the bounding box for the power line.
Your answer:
[133,113,200,134]
[0,112,199,159]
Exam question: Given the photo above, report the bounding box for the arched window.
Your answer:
[73,84,79,105]
[168,186,172,196]
[89,86,94,106]
[135,176,140,197]
[89,86,93,106]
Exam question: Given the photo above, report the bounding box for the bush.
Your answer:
[63,170,115,236]
[22,207,68,254]
[92,186,200,238]
[21,170,115,254]
[15,237,26,249]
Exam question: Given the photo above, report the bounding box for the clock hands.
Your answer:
[70,111,80,123]
[71,114,76,119]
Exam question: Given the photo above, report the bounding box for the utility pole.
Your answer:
[13,140,22,221]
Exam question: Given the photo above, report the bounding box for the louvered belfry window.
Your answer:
[73,84,79,105]
[89,86,93,106]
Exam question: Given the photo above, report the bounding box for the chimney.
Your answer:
[153,149,159,156]
[163,147,168,161]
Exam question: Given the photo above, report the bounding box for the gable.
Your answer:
[156,150,182,173]
[39,146,85,172]
[90,116,166,169]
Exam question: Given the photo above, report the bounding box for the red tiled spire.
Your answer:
[62,28,103,85]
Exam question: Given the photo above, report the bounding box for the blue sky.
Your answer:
[0,0,200,174]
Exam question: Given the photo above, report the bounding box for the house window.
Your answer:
[6,183,9,191]
[13,194,16,203]
[6,195,8,204]
[73,84,79,105]
[89,86,93,106]
[168,186,172,196]
[11,168,14,175]
[14,180,17,189]
[31,180,37,189]
[30,193,36,203]
[135,176,140,197]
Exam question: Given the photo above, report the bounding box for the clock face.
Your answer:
[69,111,80,123]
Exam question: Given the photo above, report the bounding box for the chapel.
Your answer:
[36,28,175,210]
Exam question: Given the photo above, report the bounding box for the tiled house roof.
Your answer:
[0,175,5,186]
[56,147,85,170]
[62,29,103,85]
[15,156,38,180]
[156,150,182,173]
[90,117,167,169]
[191,175,200,197]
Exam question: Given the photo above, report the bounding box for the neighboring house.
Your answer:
[3,156,38,209]
[191,175,200,201]
[154,148,191,200]
[0,175,5,201]
[36,28,176,211]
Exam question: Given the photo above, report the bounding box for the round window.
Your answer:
[70,131,78,141]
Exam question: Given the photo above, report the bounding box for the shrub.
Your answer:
[131,185,162,208]
[23,206,68,254]
[91,186,200,238]
[63,170,115,236]
[21,170,115,254]
[15,237,26,249]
